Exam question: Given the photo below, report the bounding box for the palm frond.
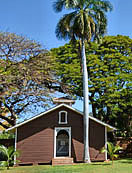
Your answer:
[91,0,113,12]
[54,0,113,42]
[101,146,107,153]
[12,151,20,158]
[98,0,113,12]
[113,145,123,153]
[53,0,66,12]
[72,12,85,37]
[107,142,114,154]
[0,161,8,167]
[53,0,78,12]
[7,146,14,158]
[0,145,8,157]
[113,154,119,158]
[56,11,78,40]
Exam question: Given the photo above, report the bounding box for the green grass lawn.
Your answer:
[0,159,132,173]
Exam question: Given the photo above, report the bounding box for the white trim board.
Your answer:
[14,128,17,165]
[105,126,107,161]
[54,127,71,158]
[5,104,116,132]
[59,111,68,124]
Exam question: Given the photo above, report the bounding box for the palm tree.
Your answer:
[53,0,113,163]
[0,145,19,170]
[101,142,122,165]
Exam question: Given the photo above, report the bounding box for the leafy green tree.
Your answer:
[51,35,132,137]
[53,0,112,163]
[101,142,122,165]
[0,145,19,170]
[0,132,14,139]
[91,35,132,136]
[51,42,82,96]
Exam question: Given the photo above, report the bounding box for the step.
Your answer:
[52,157,74,166]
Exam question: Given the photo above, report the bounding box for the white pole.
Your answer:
[105,126,107,160]
[82,39,91,163]
[14,128,17,165]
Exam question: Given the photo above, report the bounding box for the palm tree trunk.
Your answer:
[7,160,10,170]
[81,38,91,163]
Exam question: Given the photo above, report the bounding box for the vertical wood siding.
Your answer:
[89,120,105,161]
[17,106,105,164]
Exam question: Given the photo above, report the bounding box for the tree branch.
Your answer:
[0,114,14,126]
[0,122,9,129]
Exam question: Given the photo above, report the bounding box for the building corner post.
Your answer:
[105,126,107,161]
[14,128,17,165]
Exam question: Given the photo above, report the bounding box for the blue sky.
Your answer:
[0,0,132,50]
[0,0,132,112]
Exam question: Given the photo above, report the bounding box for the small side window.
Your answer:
[59,111,67,124]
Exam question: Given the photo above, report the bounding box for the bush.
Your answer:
[0,145,19,169]
[0,132,15,139]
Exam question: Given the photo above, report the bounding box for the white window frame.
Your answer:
[54,127,71,158]
[58,111,67,124]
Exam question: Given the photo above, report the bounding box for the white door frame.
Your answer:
[54,127,71,158]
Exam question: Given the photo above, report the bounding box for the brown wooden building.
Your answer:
[6,98,116,165]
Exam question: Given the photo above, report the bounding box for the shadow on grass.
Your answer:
[119,158,132,164]
[91,163,111,166]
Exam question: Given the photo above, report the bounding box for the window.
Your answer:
[59,111,67,124]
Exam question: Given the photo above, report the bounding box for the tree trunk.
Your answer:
[7,161,10,170]
[81,38,91,163]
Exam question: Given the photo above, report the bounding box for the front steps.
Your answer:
[52,157,74,165]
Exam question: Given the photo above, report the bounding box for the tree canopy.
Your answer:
[0,32,55,129]
[51,35,132,136]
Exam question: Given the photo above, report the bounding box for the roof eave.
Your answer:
[5,103,116,132]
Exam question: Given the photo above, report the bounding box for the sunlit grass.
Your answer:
[0,159,132,173]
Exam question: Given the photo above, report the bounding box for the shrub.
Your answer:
[0,145,19,170]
